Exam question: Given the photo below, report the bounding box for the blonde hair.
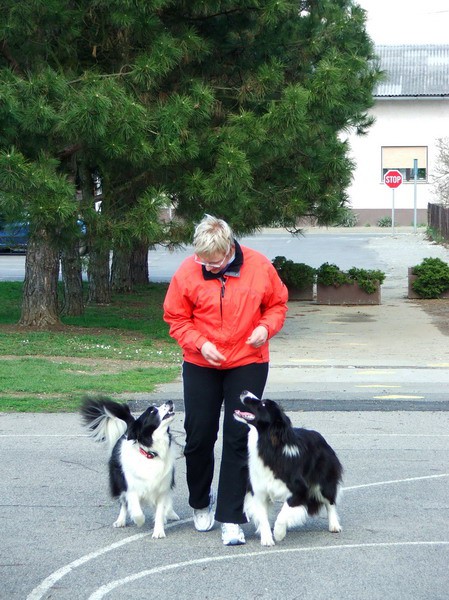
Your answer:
[193,214,234,256]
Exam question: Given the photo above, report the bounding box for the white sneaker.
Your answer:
[193,490,215,532]
[221,523,246,546]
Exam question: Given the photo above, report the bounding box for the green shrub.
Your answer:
[316,263,351,287]
[412,257,449,298]
[426,227,446,245]
[272,256,315,289]
[332,208,359,227]
[377,216,392,227]
[316,263,385,294]
[347,267,386,294]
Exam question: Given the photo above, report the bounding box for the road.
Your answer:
[1,410,448,600]
[0,228,391,282]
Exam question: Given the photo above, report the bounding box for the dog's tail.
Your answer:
[80,396,134,456]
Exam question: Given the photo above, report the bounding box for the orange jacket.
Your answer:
[163,244,288,369]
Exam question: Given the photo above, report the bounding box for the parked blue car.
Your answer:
[0,221,87,254]
[0,222,29,252]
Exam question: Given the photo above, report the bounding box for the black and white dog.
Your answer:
[80,396,179,539]
[234,391,343,546]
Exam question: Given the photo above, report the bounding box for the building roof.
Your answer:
[374,45,449,98]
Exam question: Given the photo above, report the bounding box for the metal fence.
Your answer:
[428,203,449,241]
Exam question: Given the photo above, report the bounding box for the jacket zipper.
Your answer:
[220,277,226,319]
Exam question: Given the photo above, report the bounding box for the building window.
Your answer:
[381,146,427,182]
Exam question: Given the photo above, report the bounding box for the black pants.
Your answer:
[183,361,269,524]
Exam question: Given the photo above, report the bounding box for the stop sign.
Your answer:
[384,170,403,188]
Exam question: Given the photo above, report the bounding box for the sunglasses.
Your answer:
[194,250,229,269]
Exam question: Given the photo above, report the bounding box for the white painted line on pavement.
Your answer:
[88,541,449,599]
[288,358,327,363]
[26,519,191,600]
[3,432,448,439]
[26,474,449,600]
[333,433,449,437]
[343,473,449,491]
[0,434,88,438]
[356,370,395,375]
[355,384,401,388]
[373,394,425,399]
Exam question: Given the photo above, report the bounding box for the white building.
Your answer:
[347,45,449,226]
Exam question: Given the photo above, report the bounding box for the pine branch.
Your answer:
[183,7,259,22]
[68,66,133,85]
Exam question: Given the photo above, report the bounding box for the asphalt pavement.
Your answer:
[1,228,449,599]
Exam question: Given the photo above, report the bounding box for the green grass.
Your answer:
[0,283,182,412]
[0,282,23,324]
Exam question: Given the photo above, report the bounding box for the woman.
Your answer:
[163,215,288,545]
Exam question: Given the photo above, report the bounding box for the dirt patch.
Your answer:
[0,323,146,337]
[328,312,376,323]
[412,299,449,337]
[1,355,174,373]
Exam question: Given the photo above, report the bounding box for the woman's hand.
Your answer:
[201,341,226,366]
[246,325,268,348]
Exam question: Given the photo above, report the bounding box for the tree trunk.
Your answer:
[19,232,61,327]
[131,241,149,285]
[77,160,111,304]
[61,245,84,316]
[111,246,133,292]
[88,248,111,304]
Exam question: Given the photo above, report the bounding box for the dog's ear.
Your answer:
[278,411,294,444]
[127,419,141,441]
[268,402,292,446]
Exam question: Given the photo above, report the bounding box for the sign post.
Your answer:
[413,159,418,233]
[384,169,403,232]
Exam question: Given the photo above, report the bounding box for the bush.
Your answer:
[272,256,315,289]
[332,208,359,227]
[315,263,350,287]
[316,263,385,294]
[377,216,392,227]
[347,267,386,294]
[412,257,449,298]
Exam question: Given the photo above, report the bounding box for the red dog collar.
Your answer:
[139,448,158,459]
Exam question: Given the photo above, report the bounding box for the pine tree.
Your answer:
[167,0,380,231]
[0,0,381,325]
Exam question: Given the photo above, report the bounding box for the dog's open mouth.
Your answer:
[162,409,175,420]
[234,409,255,421]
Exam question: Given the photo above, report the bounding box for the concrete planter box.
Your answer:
[408,268,449,299]
[287,284,314,301]
[316,282,381,305]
